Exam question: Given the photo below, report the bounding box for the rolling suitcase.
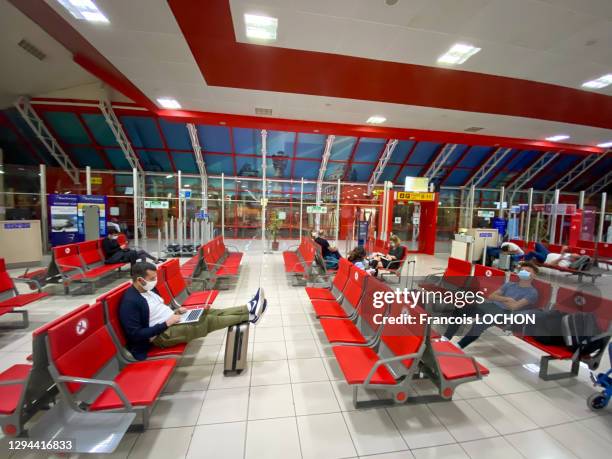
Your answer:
[224,322,250,375]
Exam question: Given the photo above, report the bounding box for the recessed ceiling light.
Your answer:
[184,184,191,188]
[545,135,570,142]
[597,141,612,148]
[367,116,386,124]
[57,0,109,23]
[437,43,481,65]
[157,98,181,109]
[244,14,278,40]
[581,74,612,89]
[165,174,173,179]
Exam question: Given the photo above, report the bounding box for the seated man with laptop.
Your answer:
[119,262,267,360]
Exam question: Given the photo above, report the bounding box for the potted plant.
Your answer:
[268,213,281,251]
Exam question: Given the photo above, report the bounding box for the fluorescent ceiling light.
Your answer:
[184,184,191,188]
[581,74,612,89]
[57,0,109,23]
[597,141,612,148]
[245,14,278,40]
[157,98,181,109]
[165,174,173,179]
[545,135,570,142]
[366,116,386,124]
[437,43,481,65]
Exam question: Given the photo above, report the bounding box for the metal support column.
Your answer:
[299,178,304,238]
[261,130,267,250]
[221,173,225,239]
[86,166,92,195]
[598,192,607,243]
[132,168,139,247]
[468,185,476,229]
[498,186,505,218]
[177,170,182,250]
[579,191,585,210]
[40,164,48,252]
[335,178,341,244]
[525,188,533,243]
[549,189,560,244]
[316,135,335,231]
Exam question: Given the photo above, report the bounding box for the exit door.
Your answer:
[391,203,421,251]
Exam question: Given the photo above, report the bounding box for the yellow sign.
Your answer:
[91,176,102,185]
[396,191,435,201]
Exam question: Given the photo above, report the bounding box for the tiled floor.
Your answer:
[1,239,610,458]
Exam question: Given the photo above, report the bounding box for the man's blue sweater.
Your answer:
[119,285,168,360]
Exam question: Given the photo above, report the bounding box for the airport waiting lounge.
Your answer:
[0,0,611,458]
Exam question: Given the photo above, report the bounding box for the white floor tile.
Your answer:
[288,357,329,383]
[285,339,321,359]
[502,391,574,427]
[297,412,357,459]
[248,384,295,420]
[342,408,407,456]
[578,415,612,439]
[245,417,301,459]
[427,401,498,442]
[197,387,249,424]
[164,364,214,393]
[411,444,469,459]
[505,429,577,459]
[253,326,285,342]
[252,341,288,361]
[292,381,341,415]
[187,422,246,459]
[460,437,522,459]
[149,391,206,429]
[250,359,291,386]
[545,421,612,459]
[387,404,455,450]
[178,344,221,367]
[128,426,194,459]
[208,363,251,389]
[466,396,538,434]
[331,380,380,411]
[538,386,600,420]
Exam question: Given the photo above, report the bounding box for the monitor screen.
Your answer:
[404,176,429,192]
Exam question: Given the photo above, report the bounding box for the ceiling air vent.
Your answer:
[464,126,484,132]
[255,107,273,116]
[18,39,46,61]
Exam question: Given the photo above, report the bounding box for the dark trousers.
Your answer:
[106,249,156,265]
[523,242,549,263]
[443,302,527,348]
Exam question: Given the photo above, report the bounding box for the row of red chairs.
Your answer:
[305,258,489,407]
[509,238,611,260]
[0,258,220,439]
[428,257,611,380]
[508,239,604,283]
[282,237,320,284]
[0,258,49,328]
[51,238,126,294]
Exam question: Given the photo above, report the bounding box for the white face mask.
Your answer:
[139,278,157,292]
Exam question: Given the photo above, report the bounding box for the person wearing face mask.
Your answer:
[102,228,163,266]
[119,262,267,360]
[441,261,539,349]
[371,235,405,270]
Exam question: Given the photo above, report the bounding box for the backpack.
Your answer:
[561,312,607,354]
[324,255,339,270]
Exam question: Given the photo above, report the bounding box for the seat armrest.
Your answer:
[364,352,421,385]
[56,375,133,410]
[11,277,42,292]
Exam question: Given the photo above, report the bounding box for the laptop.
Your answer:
[178,308,205,324]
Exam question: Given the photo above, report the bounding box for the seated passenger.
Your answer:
[102,228,163,266]
[347,246,376,275]
[442,261,539,349]
[313,230,340,268]
[119,262,267,360]
[371,235,405,270]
